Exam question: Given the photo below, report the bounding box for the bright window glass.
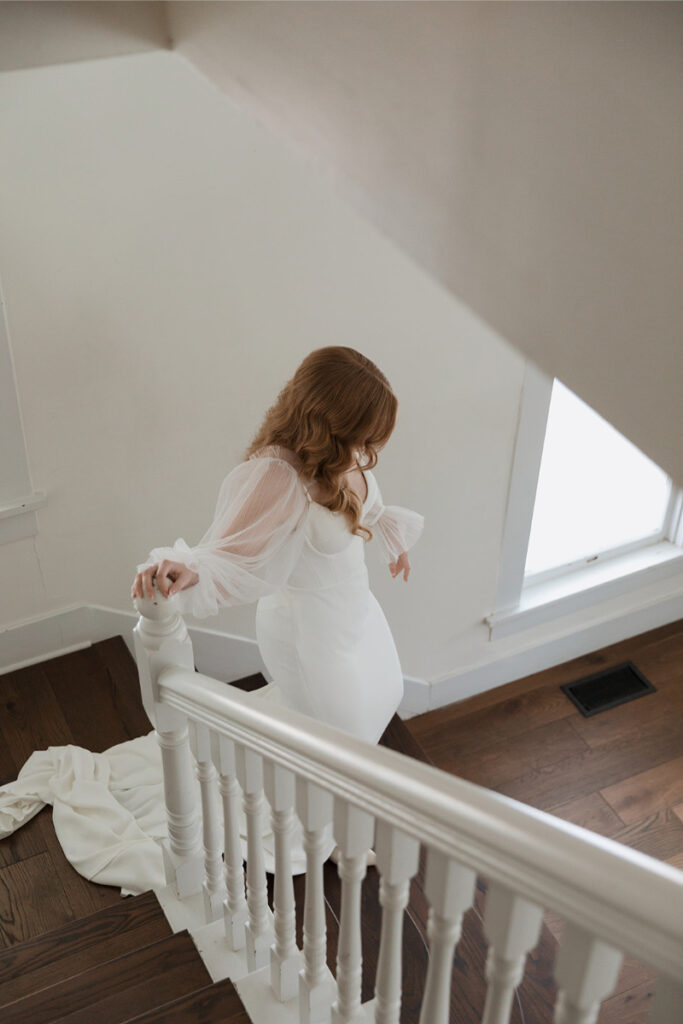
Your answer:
[524,379,671,577]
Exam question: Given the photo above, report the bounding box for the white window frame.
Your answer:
[485,360,683,640]
[0,279,46,546]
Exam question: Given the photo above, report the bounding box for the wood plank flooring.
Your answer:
[406,617,683,1024]
[1,621,681,1023]
[0,640,506,1023]
[0,641,151,941]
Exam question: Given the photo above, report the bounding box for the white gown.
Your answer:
[137,443,424,872]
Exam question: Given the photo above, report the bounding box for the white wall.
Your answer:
[167,1,683,486]
[0,50,526,685]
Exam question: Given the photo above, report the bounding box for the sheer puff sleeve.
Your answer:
[136,456,309,620]
[361,467,425,566]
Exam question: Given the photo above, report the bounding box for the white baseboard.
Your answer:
[3,589,681,725]
[0,604,93,674]
[412,583,683,717]
[0,603,266,683]
[397,675,431,718]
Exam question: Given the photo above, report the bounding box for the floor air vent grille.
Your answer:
[561,660,656,717]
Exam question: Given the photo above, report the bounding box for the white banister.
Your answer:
[418,848,476,1024]
[480,881,544,1024]
[188,720,228,921]
[331,801,375,1024]
[133,599,683,1024]
[211,730,248,951]
[236,744,274,972]
[263,759,301,1001]
[552,922,623,1024]
[297,779,334,1024]
[153,662,683,983]
[373,822,420,1024]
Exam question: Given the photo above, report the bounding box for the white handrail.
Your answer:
[156,663,683,983]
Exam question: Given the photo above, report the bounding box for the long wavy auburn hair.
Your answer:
[244,347,398,543]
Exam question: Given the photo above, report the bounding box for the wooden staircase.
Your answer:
[233,661,558,1023]
[0,888,249,1023]
[0,636,563,1022]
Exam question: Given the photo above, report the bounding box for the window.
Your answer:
[486,362,683,639]
[525,378,674,580]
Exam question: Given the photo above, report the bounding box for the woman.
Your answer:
[131,346,424,871]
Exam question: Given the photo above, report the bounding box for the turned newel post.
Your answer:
[132,585,204,898]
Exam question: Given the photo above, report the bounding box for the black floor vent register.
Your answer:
[561,660,656,717]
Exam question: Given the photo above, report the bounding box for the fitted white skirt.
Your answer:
[238,578,404,873]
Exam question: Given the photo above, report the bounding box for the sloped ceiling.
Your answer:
[165,1,683,484]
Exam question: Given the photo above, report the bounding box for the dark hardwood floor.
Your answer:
[0,639,152,935]
[406,617,683,1024]
[1,619,681,1023]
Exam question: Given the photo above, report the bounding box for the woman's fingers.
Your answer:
[168,568,190,597]
[133,563,161,599]
[388,554,410,580]
[130,562,192,601]
[156,560,177,598]
[158,561,194,598]
[143,565,158,598]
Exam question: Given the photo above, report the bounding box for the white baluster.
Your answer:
[418,848,476,1024]
[373,822,420,1024]
[331,800,375,1024]
[188,720,228,922]
[211,731,248,952]
[236,744,274,972]
[481,881,544,1024]
[263,759,301,1001]
[133,593,204,897]
[651,974,683,1024]
[553,922,623,1024]
[297,778,335,1024]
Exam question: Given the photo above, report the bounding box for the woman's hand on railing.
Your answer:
[131,560,200,600]
[389,551,410,581]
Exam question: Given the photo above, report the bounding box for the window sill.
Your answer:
[485,540,683,640]
[0,491,47,546]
